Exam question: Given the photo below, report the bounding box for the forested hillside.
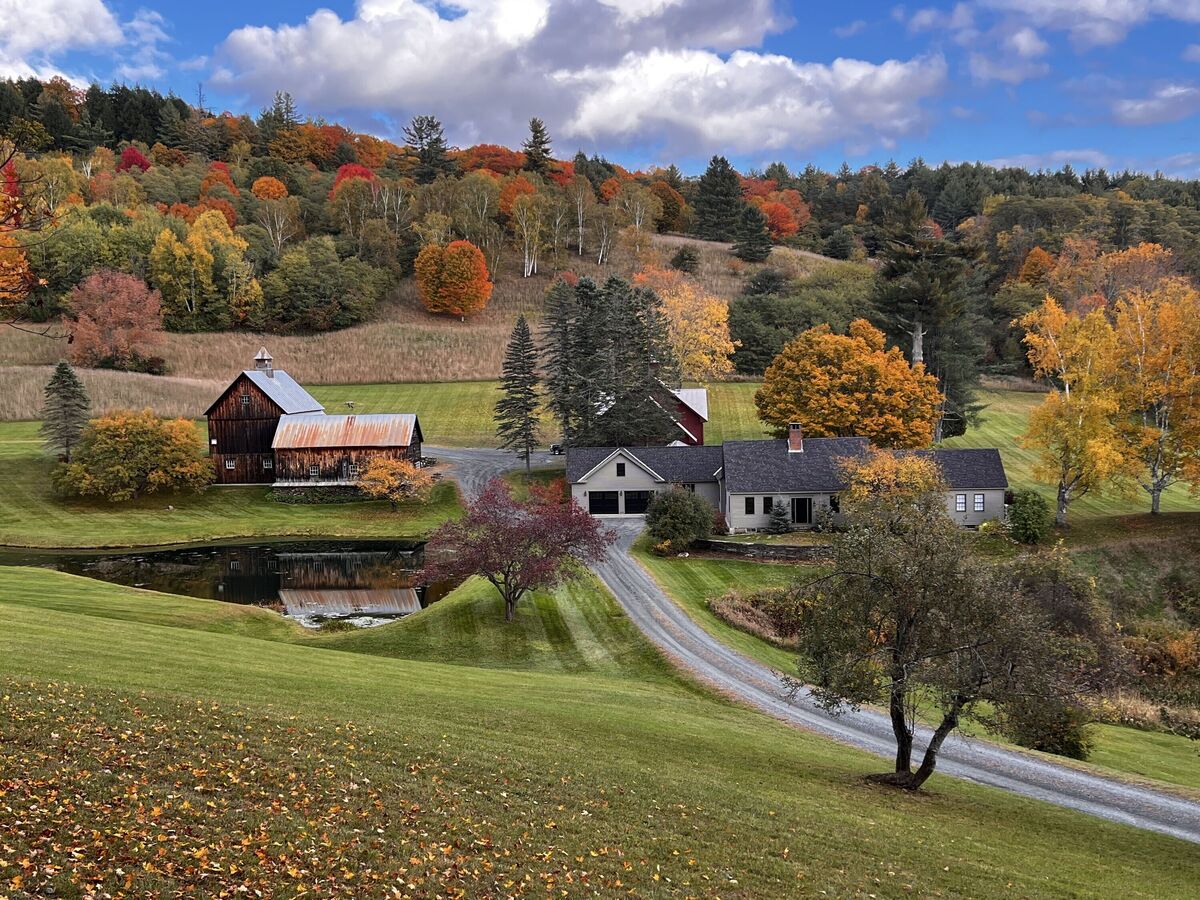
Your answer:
[5,75,1200,429]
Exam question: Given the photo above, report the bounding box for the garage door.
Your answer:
[624,490,654,514]
[588,491,619,514]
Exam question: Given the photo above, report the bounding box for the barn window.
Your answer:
[309,465,320,479]
[262,458,273,470]
[240,393,250,407]
[224,459,235,470]
[974,493,985,512]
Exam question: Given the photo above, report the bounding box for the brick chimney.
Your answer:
[254,347,274,379]
[787,422,804,453]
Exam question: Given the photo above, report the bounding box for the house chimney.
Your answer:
[788,422,804,453]
[254,347,274,379]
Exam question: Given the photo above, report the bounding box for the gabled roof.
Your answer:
[566,445,725,485]
[722,437,870,494]
[273,413,422,449]
[915,448,1009,490]
[672,388,709,422]
[204,369,325,416]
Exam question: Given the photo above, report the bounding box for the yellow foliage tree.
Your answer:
[358,458,434,509]
[1112,278,1200,513]
[754,319,943,449]
[1018,297,1136,526]
[633,267,736,381]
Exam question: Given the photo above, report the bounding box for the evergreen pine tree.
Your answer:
[732,204,772,262]
[766,501,791,534]
[522,118,553,176]
[495,315,541,472]
[692,155,745,241]
[39,361,90,461]
[542,280,580,444]
[404,115,452,184]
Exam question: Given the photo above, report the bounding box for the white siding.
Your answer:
[725,492,837,532]
[944,488,1006,527]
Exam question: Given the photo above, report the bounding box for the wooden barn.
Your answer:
[205,349,424,486]
[272,413,423,483]
[204,349,325,484]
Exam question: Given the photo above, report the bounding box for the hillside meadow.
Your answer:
[1,565,1198,897]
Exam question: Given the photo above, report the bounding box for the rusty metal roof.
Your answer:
[272,413,422,449]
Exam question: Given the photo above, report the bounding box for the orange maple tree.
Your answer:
[754,319,943,449]
[414,240,492,318]
[251,176,288,200]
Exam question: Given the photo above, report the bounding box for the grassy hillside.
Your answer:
[0,421,459,547]
[1,565,1198,897]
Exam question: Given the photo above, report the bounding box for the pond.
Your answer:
[0,540,457,628]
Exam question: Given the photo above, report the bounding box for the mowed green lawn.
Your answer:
[0,420,459,547]
[1,565,1198,897]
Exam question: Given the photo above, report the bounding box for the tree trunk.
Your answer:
[888,685,913,774]
[504,592,517,622]
[909,705,961,789]
[910,318,925,366]
[1151,486,1162,515]
[1056,483,1070,528]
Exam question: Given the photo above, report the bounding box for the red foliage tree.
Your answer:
[498,175,535,218]
[420,479,614,621]
[545,160,575,187]
[598,176,623,202]
[200,161,239,197]
[331,163,376,191]
[115,146,151,173]
[758,200,799,239]
[414,240,493,318]
[739,176,777,199]
[456,144,526,176]
[67,269,164,369]
[197,197,237,228]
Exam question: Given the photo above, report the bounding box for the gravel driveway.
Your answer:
[439,449,1200,843]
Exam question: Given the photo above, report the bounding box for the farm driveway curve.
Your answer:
[438,448,1200,844]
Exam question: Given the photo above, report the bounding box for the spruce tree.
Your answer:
[542,280,580,444]
[692,155,745,241]
[522,117,553,176]
[403,114,452,184]
[39,361,90,461]
[732,204,772,262]
[495,315,542,472]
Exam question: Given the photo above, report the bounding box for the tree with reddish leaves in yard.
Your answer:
[414,240,493,318]
[67,270,165,370]
[420,479,614,622]
[116,145,151,173]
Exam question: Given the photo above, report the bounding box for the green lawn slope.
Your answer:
[0,566,1197,897]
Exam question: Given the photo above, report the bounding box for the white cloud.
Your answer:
[1185,43,1200,61]
[1006,26,1047,57]
[979,1,1200,47]
[116,9,172,81]
[987,148,1112,169]
[834,19,868,37]
[0,0,123,78]
[1113,82,1200,124]
[968,52,1049,83]
[213,0,944,156]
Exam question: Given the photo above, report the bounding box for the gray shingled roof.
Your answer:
[241,370,325,415]
[567,446,725,484]
[915,448,1009,490]
[722,438,870,493]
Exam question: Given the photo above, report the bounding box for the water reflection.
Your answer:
[0,540,455,628]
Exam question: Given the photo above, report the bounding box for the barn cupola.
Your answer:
[254,347,274,379]
[787,422,804,453]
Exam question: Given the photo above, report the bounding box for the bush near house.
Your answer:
[645,487,713,554]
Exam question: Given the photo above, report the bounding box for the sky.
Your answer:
[4,0,1200,177]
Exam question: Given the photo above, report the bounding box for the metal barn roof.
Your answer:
[272,413,422,449]
[242,370,325,415]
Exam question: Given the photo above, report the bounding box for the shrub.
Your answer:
[669,246,699,273]
[53,409,211,502]
[1009,489,1053,544]
[766,502,791,534]
[645,487,713,551]
[997,698,1094,760]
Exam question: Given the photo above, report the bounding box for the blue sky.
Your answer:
[6,1,1200,177]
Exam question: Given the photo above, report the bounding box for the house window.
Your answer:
[829,495,841,514]
[974,493,985,512]
[681,483,696,493]
[240,393,250,407]
[616,462,626,477]
[745,496,756,516]
[309,464,320,479]
[955,493,967,512]
[229,559,240,571]
[763,496,773,513]
[262,458,273,470]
